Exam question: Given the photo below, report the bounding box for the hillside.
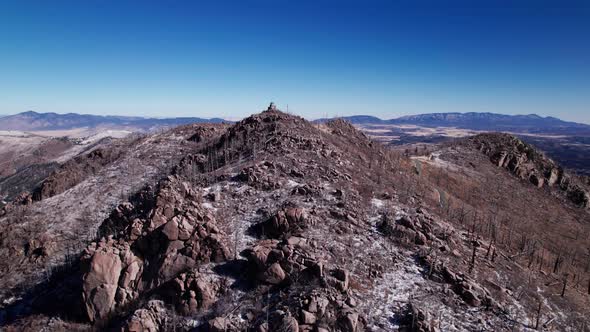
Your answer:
[0,105,588,331]
[0,131,127,207]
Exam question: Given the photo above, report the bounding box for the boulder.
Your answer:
[161,219,180,241]
[461,289,482,307]
[120,261,142,289]
[121,300,167,332]
[307,296,329,315]
[277,315,299,332]
[248,241,276,268]
[261,206,307,238]
[301,310,317,324]
[397,216,415,229]
[284,207,306,224]
[547,168,560,186]
[194,278,216,309]
[157,253,196,283]
[208,317,228,332]
[331,268,349,292]
[339,312,359,332]
[264,263,286,284]
[415,231,427,245]
[82,250,123,321]
[168,271,222,315]
[85,284,118,322]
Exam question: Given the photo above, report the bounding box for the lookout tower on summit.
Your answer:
[266,102,278,112]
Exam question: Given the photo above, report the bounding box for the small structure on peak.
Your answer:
[266,102,278,112]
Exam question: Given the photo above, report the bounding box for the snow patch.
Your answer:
[363,254,426,330]
[371,198,384,208]
[80,130,132,144]
[202,202,215,210]
[286,179,300,188]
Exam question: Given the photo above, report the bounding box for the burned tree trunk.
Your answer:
[469,240,479,274]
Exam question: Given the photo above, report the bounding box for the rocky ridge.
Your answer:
[0,105,588,331]
[470,133,590,208]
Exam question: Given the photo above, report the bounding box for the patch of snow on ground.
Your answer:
[0,130,31,137]
[202,202,215,210]
[286,179,300,188]
[363,254,426,330]
[80,130,132,144]
[371,198,384,208]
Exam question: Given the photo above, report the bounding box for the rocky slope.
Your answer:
[0,105,588,331]
[0,134,72,206]
[0,131,131,207]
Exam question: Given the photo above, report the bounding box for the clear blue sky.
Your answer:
[0,1,589,123]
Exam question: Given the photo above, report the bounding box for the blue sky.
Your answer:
[0,1,589,123]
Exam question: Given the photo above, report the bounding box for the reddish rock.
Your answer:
[83,250,122,321]
[161,219,179,241]
[122,300,167,332]
[208,317,228,332]
[264,263,286,284]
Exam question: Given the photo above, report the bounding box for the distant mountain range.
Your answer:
[0,111,227,132]
[2,111,589,136]
[315,112,590,135]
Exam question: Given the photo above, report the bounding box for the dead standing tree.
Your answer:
[469,239,480,274]
[561,273,569,297]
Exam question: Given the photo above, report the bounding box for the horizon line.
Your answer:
[2,109,589,126]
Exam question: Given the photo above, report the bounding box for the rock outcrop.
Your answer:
[254,205,309,239]
[472,133,589,208]
[81,240,142,322]
[243,236,321,285]
[81,175,230,322]
[378,213,433,246]
[120,300,168,332]
[32,147,124,201]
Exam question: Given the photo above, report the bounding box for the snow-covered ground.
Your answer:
[80,130,132,144]
[0,130,32,137]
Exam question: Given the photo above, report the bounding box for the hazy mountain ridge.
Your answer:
[5,111,590,134]
[316,112,590,134]
[0,111,227,132]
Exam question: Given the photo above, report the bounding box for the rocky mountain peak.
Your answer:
[266,102,278,112]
